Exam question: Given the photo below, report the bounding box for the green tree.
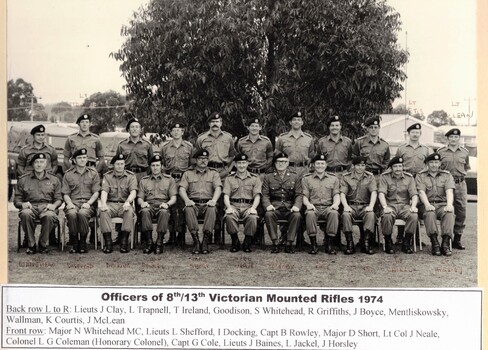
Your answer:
[427,110,456,127]
[113,0,408,141]
[7,78,38,121]
[80,91,127,134]
[389,103,408,114]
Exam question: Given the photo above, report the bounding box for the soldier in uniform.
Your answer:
[352,116,390,176]
[99,154,138,253]
[14,153,62,254]
[317,115,353,175]
[340,156,377,255]
[62,148,101,253]
[17,124,58,176]
[437,128,470,250]
[416,153,456,256]
[223,153,262,253]
[63,114,105,174]
[237,118,273,175]
[179,149,222,254]
[261,152,302,254]
[275,111,315,178]
[160,121,194,246]
[137,155,178,254]
[302,154,340,255]
[378,156,419,254]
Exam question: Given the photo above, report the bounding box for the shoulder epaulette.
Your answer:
[380,137,388,142]
[19,144,30,151]
[343,136,353,142]
[303,132,313,138]
[364,171,374,176]
[460,146,469,152]
[326,172,337,177]
[141,175,151,180]
[163,173,172,178]
[302,173,312,177]
[418,169,428,174]
[64,167,75,173]
[183,140,194,147]
[104,170,113,175]
[356,135,367,141]
[197,131,208,138]
[437,145,448,151]
[125,170,135,175]
[404,172,414,177]
[278,131,289,137]
[222,130,233,137]
[343,171,352,176]
[260,135,271,141]
[160,140,171,147]
[381,169,392,175]
[249,172,258,177]
[440,169,451,174]
[238,135,248,141]
[19,173,30,179]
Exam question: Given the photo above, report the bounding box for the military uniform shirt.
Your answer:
[301,172,340,206]
[378,171,417,205]
[223,172,262,199]
[101,170,138,202]
[14,171,62,206]
[160,139,194,173]
[196,130,237,164]
[395,143,431,175]
[261,171,303,209]
[275,131,314,164]
[317,135,353,168]
[17,143,58,175]
[63,132,104,163]
[340,171,377,204]
[138,173,178,203]
[61,167,101,200]
[437,145,470,177]
[352,135,390,171]
[415,170,455,203]
[179,168,222,199]
[116,137,154,168]
[237,135,273,170]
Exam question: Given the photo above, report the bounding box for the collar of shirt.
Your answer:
[73,166,88,175]
[206,130,224,138]
[243,134,263,143]
[447,145,461,152]
[391,172,405,179]
[235,171,252,179]
[326,135,343,142]
[287,130,305,138]
[350,171,366,180]
[169,139,185,148]
[113,171,129,178]
[311,172,330,180]
[367,135,381,144]
[195,167,209,174]
[127,137,143,144]
[150,173,164,180]
[31,142,48,149]
[76,131,94,137]
[406,142,423,149]
[427,171,441,178]
[30,171,49,180]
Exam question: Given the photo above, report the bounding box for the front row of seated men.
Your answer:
[14,147,456,257]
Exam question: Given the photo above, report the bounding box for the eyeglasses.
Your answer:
[275,160,289,164]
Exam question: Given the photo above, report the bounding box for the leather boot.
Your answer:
[143,231,154,254]
[344,232,355,255]
[78,233,88,254]
[384,235,394,254]
[284,242,295,254]
[190,232,200,254]
[119,231,129,253]
[201,231,211,254]
[441,235,452,256]
[362,231,374,255]
[69,234,79,254]
[325,236,337,255]
[230,234,240,252]
[164,231,177,246]
[309,236,318,255]
[242,235,252,253]
[452,234,465,250]
[395,226,404,245]
[271,241,279,253]
[430,235,441,256]
[402,233,414,254]
[102,232,113,254]
[155,232,164,254]
[278,226,287,245]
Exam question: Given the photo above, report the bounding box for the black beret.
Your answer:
[327,115,341,126]
[234,153,249,162]
[273,152,289,163]
[193,149,210,158]
[407,123,421,132]
[311,153,327,163]
[246,118,261,126]
[29,153,46,165]
[169,121,185,129]
[207,112,221,123]
[445,128,461,137]
[149,155,163,164]
[111,154,126,165]
[352,156,368,165]
[388,156,404,168]
[425,153,441,163]
[126,117,140,131]
[76,114,91,124]
[364,116,380,127]
[30,124,45,135]
[72,148,88,158]
[287,110,303,121]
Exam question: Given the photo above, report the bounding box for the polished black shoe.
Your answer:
[452,234,465,250]
[201,232,211,254]
[230,234,240,252]
[441,236,452,256]
[402,233,414,254]
[271,244,279,254]
[78,242,88,254]
[242,236,252,253]
[26,246,36,255]
[309,237,318,255]
[38,246,49,254]
[430,235,442,256]
[191,233,200,254]
[384,236,395,254]
[325,241,337,255]
[284,244,295,254]
[154,245,163,254]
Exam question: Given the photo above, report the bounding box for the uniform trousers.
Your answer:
[453,181,467,235]
[423,203,455,239]
[99,203,135,235]
[169,195,186,233]
[264,207,301,242]
[139,204,169,234]
[381,204,418,236]
[342,204,375,233]
[19,204,58,248]
[65,201,96,237]
[225,205,257,237]
[184,204,217,233]
[305,205,339,237]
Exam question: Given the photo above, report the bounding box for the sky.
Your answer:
[6,0,477,125]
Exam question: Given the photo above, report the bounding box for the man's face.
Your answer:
[171,127,184,140]
[329,121,341,136]
[79,120,91,133]
[289,117,303,130]
[427,160,441,172]
[274,158,289,172]
[353,163,366,174]
[129,122,142,137]
[208,118,222,131]
[113,160,125,174]
[74,155,88,167]
[409,129,421,142]
[448,134,460,146]
[236,160,248,173]
[150,161,162,175]
[33,132,45,144]
[367,124,380,137]
[196,157,209,169]
[391,163,403,175]
[33,158,46,172]
[314,160,327,173]
[247,123,261,136]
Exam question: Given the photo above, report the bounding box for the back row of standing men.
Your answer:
[14,111,470,257]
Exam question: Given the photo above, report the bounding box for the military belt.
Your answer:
[192,199,212,204]
[326,165,347,172]
[249,167,264,174]
[170,172,183,179]
[453,176,465,184]
[208,161,225,169]
[129,167,147,173]
[289,161,307,167]
[367,168,381,175]
[231,198,253,204]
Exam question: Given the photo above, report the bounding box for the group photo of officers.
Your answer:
[13,110,470,259]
